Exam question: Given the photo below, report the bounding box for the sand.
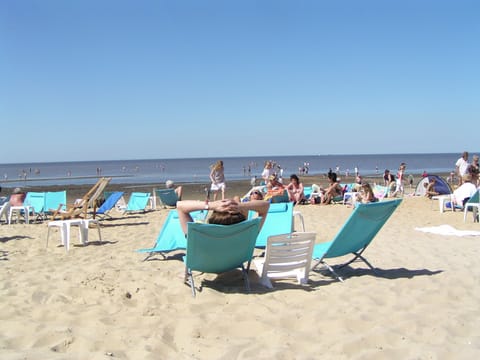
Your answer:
[1,178,480,359]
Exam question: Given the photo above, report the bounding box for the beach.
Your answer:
[1,177,480,359]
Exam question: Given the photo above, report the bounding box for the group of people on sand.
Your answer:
[167,153,480,235]
[455,151,479,187]
[421,151,479,209]
[174,169,384,236]
[382,162,407,198]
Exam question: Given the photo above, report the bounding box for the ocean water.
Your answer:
[0,153,471,189]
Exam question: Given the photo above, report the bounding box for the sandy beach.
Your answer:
[1,177,480,359]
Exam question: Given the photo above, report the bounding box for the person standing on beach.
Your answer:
[383,169,396,195]
[261,161,275,184]
[391,163,406,197]
[467,154,479,186]
[210,160,226,201]
[408,174,414,188]
[455,151,469,185]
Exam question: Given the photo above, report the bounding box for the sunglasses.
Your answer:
[251,191,261,196]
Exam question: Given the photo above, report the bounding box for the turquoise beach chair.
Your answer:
[136,209,208,260]
[303,186,313,200]
[43,191,67,220]
[184,217,262,297]
[125,192,151,213]
[24,192,46,222]
[155,188,179,208]
[312,199,402,282]
[248,202,295,248]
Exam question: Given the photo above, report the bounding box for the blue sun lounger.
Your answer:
[95,191,125,219]
[248,202,295,248]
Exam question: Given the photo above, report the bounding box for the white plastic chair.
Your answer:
[254,232,316,289]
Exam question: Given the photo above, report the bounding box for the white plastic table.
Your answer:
[46,219,102,252]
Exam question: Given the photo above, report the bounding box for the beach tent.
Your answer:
[414,175,452,196]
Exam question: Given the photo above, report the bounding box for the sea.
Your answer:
[0,153,472,189]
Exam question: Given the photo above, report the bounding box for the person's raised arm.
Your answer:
[238,200,270,230]
[177,200,207,234]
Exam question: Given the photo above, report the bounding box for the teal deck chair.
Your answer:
[136,209,208,260]
[184,217,262,297]
[155,189,179,208]
[312,199,402,282]
[125,192,151,213]
[95,191,125,219]
[248,202,294,248]
[43,191,67,220]
[24,192,46,222]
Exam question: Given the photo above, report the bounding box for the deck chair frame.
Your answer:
[51,177,111,220]
[312,199,402,282]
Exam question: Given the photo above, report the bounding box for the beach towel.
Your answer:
[415,225,480,237]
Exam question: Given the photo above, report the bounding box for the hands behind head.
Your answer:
[213,199,240,214]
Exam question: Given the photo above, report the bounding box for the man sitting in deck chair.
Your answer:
[165,180,183,200]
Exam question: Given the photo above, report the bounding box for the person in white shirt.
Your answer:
[455,151,469,185]
[452,174,477,207]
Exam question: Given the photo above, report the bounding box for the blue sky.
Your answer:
[1,0,479,163]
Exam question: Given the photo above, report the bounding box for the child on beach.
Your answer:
[355,183,378,204]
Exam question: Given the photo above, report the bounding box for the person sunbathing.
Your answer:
[176,199,270,235]
[321,172,343,204]
[286,174,305,205]
[233,188,264,203]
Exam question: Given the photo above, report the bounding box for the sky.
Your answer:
[1,0,479,163]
